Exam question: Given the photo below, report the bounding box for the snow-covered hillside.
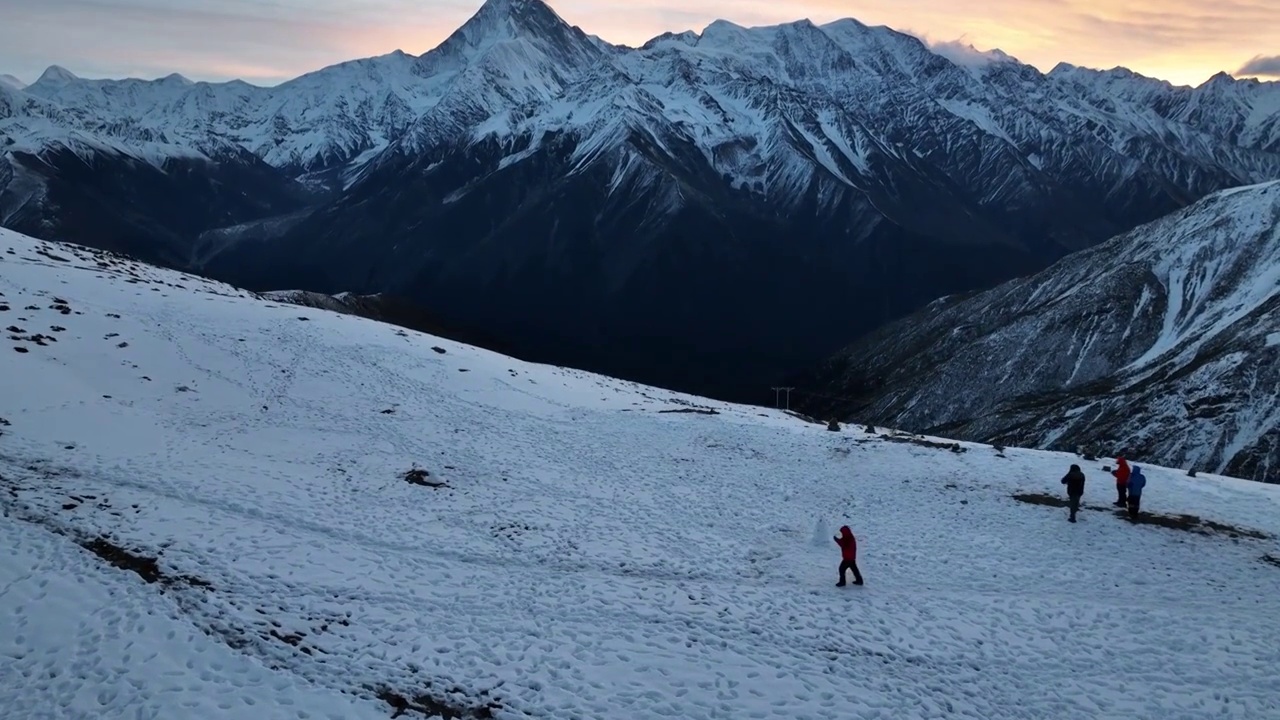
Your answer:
[4,228,1280,718]
[804,181,1280,483]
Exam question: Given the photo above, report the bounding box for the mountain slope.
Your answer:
[261,288,523,358]
[4,0,1280,398]
[801,181,1280,483]
[4,225,1280,718]
[0,80,314,268]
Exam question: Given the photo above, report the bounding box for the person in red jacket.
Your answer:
[1112,456,1131,507]
[834,526,864,586]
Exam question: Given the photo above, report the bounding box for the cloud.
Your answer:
[927,38,1018,69]
[1236,55,1280,77]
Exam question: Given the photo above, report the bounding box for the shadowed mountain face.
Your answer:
[206,131,1050,400]
[798,182,1280,483]
[2,146,313,270]
[3,0,1280,399]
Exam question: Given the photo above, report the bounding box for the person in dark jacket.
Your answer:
[1126,466,1147,521]
[1061,464,1086,522]
[1111,457,1131,507]
[834,526,863,586]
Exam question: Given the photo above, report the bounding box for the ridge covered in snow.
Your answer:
[3,225,1280,718]
[3,0,1280,404]
[802,181,1280,483]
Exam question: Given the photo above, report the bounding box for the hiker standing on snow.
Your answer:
[1126,466,1147,521]
[834,526,864,586]
[1061,464,1086,523]
[1111,456,1131,507]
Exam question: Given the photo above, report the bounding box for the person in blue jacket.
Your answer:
[1126,466,1147,521]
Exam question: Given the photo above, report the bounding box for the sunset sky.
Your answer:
[0,0,1277,88]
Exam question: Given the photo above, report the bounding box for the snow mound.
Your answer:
[2,228,1280,718]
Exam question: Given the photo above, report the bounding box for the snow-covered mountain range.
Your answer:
[801,181,1280,483]
[3,0,1280,399]
[7,0,1279,190]
[4,224,1280,718]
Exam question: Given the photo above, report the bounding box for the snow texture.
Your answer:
[3,228,1280,719]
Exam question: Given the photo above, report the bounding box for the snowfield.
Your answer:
[2,228,1280,719]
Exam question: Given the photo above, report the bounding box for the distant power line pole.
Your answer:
[771,387,794,411]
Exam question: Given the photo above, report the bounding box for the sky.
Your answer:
[0,0,1277,88]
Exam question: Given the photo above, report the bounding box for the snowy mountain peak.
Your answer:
[34,65,78,86]
[638,30,700,50]
[928,40,1018,71]
[487,0,555,13]
[0,73,25,91]
[781,18,820,31]
[819,17,871,33]
[700,19,747,39]
[6,1,1278,186]
[1198,70,1265,96]
[450,0,575,45]
[418,0,607,86]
